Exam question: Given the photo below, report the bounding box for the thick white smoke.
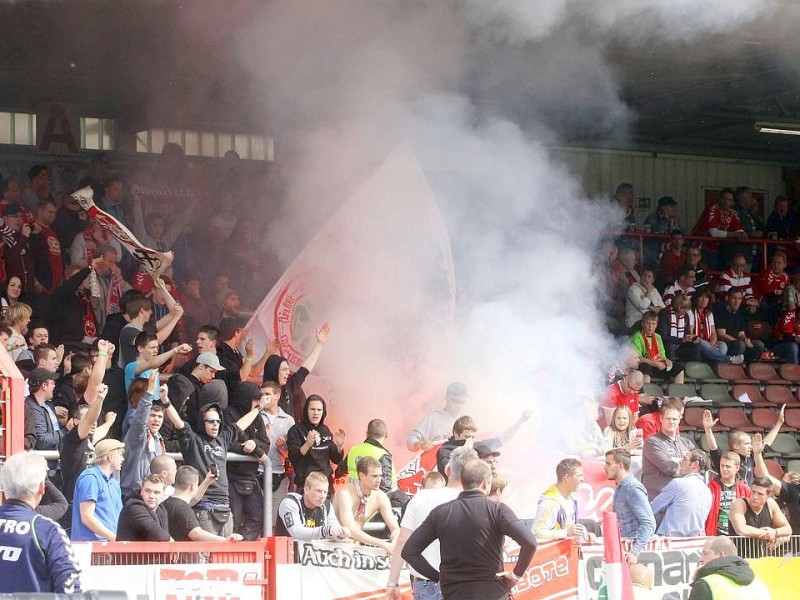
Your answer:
[225,0,777,509]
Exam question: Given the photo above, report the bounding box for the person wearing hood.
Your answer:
[287,394,346,490]
[163,390,269,537]
[223,382,270,540]
[689,536,771,600]
[263,322,330,423]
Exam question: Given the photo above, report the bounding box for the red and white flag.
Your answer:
[71,186,174,278]
[246,144,456,414]
[602,511,635,600]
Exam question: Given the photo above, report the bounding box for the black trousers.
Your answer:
[229,478,265,540]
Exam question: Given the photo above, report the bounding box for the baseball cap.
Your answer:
[474,443,501,459]
[196,352,224,371]
[3,204,23,217]
[94,438,125,462]
[445,381,468,399]
[657,196,678,207]
[28,367,58,388]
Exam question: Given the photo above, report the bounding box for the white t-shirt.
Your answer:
[400,487,460,579]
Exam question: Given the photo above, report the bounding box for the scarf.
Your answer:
[643,333,663,362]
[78,288,97,338]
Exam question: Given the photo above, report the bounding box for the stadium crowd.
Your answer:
[2,162,800,599]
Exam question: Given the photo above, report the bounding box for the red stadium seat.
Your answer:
[764,459,784,480]
[717,408,759,432]
[764,385,798,407]
[682,407,707,432]
[785,408,800,431]
[779,363,800,384]
[751,408,780,431]
[731,384,770,408]
[717,363,758,385]
[748,363,789,385]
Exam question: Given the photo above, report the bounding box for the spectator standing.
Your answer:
[729,476,792,558]
[702,409,769,487]
[120,370,167,499]
[116,474,171,541]
[641,402,696,500]
[287,394,346,489]
[406,381,469,452]
[30,199,64,293]
[333,456,400,555]
[163,394,267,537]
[657,230,685,289]
[401,460,538,600]
[258,380,295,513]
[346,418,406,509]
[163,466,243,541]
[705,451,752,536]
[691,188,745,268]
[275,471,350,541]
[3,204,36,292]
[650,449,713,537]
[534,458,595,542]
[262,322,331,423]
[0,452,81,594]
[224,382,271,540]
[752,432,800,533]
[604,449,655,565]
[385,446,477,599]
[71,438,125,541]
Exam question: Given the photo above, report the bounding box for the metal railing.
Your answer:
[28,450,274,537]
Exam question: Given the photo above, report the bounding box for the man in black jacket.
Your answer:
[116,474,171,541]
[402,460,537,600]
[224,382,270,540]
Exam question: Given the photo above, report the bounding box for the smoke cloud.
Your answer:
[223,0,777,510]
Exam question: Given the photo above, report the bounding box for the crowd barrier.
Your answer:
[619,230,800,272]
[74,535,800,600]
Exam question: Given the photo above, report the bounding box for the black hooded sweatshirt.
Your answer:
[689,556,760,600]
[223,382,270,481]
[286,396,343,489]
[176,401,240,506]
[263,354,309,423]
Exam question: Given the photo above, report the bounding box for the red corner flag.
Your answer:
[602,511,634,600]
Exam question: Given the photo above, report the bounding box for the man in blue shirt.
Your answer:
[650,449,713,537]
[604,449,655,565]
[70,438,125,541]
[0,452,81,593]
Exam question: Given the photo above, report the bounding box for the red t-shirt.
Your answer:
[601,381,640,428]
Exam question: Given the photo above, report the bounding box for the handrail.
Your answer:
[29,450,274,536]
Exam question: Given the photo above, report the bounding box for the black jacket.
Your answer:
[263,354,308,423]
[287,396,343,488]
[224,382,270,481]
[116,497,171,541]
[689,556,759,600]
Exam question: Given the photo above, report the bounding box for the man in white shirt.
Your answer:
[259,380,295,521]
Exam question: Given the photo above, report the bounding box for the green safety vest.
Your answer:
[701,573,771,600]
[346,440,397,491]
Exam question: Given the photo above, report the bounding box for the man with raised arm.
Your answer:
[406,382,469,452]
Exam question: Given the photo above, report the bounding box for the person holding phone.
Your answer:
[163,385,268,537]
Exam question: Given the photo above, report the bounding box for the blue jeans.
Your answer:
[773,342,799,364]
[412,578,443,600]
[697,339,731,363]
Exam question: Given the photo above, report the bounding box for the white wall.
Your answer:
[552,147,788,229]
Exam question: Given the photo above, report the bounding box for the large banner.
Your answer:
[285,538,577,600]
[244,145,456,398]
[749,557,800,600]
[580,537,706,600]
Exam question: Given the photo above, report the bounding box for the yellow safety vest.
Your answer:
[701,573,771,600]
[346,441,397,491]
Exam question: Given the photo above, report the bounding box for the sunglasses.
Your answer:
[205,418,222,424]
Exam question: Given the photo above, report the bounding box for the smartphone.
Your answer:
[209,464,219,477]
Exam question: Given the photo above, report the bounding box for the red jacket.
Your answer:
[705,477,751,535]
